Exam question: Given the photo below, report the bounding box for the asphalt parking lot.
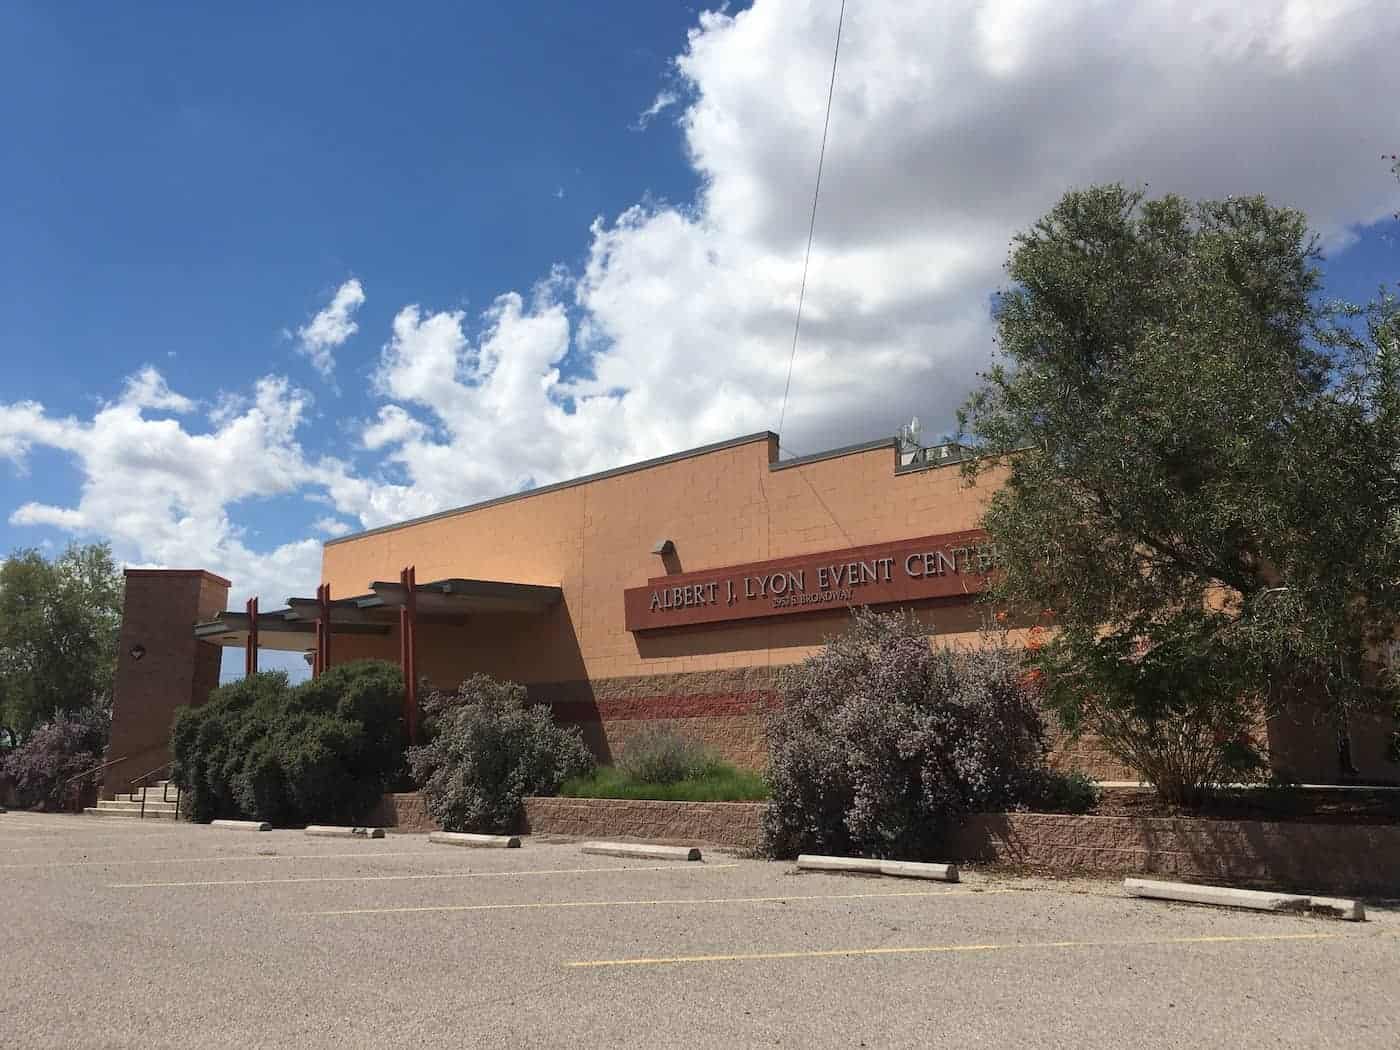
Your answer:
[2,813,1397,1049]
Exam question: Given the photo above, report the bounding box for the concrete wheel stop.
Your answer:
[796,855,960,882]
[1124,878,1365,921]
[580,841,703,861]
[305,825,386,839]
[210,819,271,832]
[429,831,522,848]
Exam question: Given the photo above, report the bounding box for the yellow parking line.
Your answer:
[309,887,1004,917]
[565,931,1345,968]
[109,862,741,889]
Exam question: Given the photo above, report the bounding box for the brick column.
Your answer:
[106,570,230,798]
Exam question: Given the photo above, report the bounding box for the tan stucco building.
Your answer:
[306,430,1032,771]
[105,429,1395,792]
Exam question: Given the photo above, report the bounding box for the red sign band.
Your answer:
[624,530,992,632]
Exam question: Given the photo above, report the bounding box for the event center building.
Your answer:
[103,430,1394,795]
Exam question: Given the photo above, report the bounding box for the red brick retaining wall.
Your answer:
[521,796,765,850]
[372,791,1398,896]
[367,792,439,832]
[367,793,766,849]
[949,812,1400,897]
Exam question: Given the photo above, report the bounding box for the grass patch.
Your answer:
[560,763,770,802]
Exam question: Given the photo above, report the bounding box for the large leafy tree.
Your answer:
[0,543,123,746]
[961,185,1400,799]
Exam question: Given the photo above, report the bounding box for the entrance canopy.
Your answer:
[194,577,563,651]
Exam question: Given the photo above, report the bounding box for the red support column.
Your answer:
[244,596,259,677]
[317,583,332,675]
[400,566,419,745]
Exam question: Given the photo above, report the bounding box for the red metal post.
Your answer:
[317,583,332,674]
[400,566,419,744]
[244,596,259,676]
[398,571,408,729]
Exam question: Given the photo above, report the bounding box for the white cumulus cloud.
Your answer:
[312,516,354,538]
[633,89,680,130]
[296,278,366,380]
[3,0,1399,602]
[1,369,327,604]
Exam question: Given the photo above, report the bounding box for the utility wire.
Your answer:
[774,0,847,457]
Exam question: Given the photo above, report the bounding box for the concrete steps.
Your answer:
[85,782,182,819]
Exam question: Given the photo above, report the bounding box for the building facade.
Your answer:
[106,429,1396,794]
[316,430,1035,772]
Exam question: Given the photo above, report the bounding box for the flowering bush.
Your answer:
[407,674,594,833]
[761,610,1049,859]
[1,705,110,809]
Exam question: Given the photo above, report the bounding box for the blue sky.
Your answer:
[1,2,704,534]
[1,1,1397,684]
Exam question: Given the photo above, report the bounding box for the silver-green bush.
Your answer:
[762,610,1049,860]
[407,674,594,833]
[615,724,714,784]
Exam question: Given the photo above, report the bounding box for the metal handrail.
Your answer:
[127,760,178,820]
[60,755,129,813]
[62,754,128,789]
[126,760,174,787]
[58,761,130,817]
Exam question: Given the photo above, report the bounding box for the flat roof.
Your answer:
[326,431,779,547]
[194,576,563,649]
[325,429,914,548]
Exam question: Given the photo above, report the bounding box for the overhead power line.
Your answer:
[775,0,847,456]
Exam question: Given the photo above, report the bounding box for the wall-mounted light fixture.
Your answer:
[128,644,146,662]
[651,539,675,556]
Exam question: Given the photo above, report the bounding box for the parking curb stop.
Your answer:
[210,819,271,832]
[1124,878,1365,921]
[580,842,702,861]
[305,826,386,839]
[796,855,960,883]
[429,831,521,848]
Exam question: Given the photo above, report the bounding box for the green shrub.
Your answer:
[1033,770,1101,814]
[231,735,289,824]
[171,660,405,825]
[616,724,713,785]
[1034,610,1270,806]
[762,609,1049,860]
[173,670,287,823]
[407,674,594,833]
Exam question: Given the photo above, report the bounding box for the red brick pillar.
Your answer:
[106,570,230,798]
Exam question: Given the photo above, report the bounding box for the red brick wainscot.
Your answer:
[949,812,1400,898]
[520,796,765,850]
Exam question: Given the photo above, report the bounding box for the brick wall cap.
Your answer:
[524,796,766,808]
[124,568,233,587]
